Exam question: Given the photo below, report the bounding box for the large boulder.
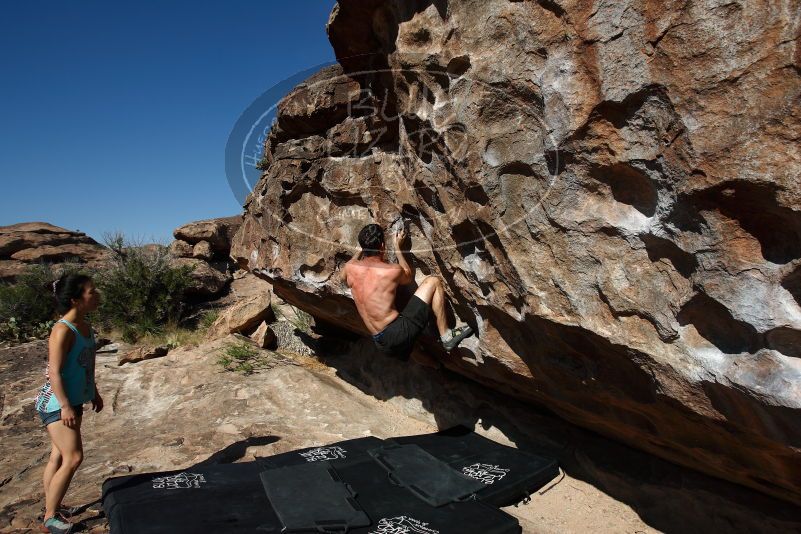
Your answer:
[169,216,242,300]
[0,222,110,282]
[172,215,242,257]
[171,257,230,297]
[230,0,801,505]
[206,292,274,340]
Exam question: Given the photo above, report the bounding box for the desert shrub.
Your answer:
[0,261,87,343]
[256,156,270,171]
[94,232,195,343]
[0,233,196,345]
[199,308,220,330]
[270,302,313,333]
[217,341,263,375]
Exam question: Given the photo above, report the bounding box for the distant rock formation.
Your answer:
[169,215,242,297]
[0,222,110,282]
[231,0,801,504]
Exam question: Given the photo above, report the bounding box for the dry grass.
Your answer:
[279,351,330,372]
[98,304,331,375]
[101,320,210,350]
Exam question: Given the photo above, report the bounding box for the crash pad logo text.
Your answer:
[152,472,207,489]
[462,463,510,485]
[299,446,347,462]
[370,516,439,534]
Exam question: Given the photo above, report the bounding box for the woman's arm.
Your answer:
[92,384,103,412]
[47,324,78,427]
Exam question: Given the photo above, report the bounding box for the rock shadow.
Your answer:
[309,324,801,533]
[194,436,281,466]
[677,293,761,354]
[97,436,281,501]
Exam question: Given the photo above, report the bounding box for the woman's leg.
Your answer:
[43,416,83,521]
[43,443,62,504]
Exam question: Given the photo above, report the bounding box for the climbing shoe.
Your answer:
[43,515,72,534]
[39,504,81,531]
[441,325,474,351]
[41,505,81,519]
[57,505,81,517]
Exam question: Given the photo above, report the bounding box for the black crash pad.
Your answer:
[102,456,521,534]
[102,462,279,533]
[389,426,560,507]
[331,455,520,534]
[259,461,370,532]
[261,435,385,469]
[101,429,555,533]
[368,443,486,506]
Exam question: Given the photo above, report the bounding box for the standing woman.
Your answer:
[34,273,103,534]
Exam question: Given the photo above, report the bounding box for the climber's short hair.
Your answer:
[358,224,384,257]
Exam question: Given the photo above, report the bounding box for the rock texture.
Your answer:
[249,320,277,349]
[171,215,242,260]
[117,345,170,366]
[0,222,110,282]
[169,216,242,298]
[230,0,801,504]
[170,257,231,297]
[206,292,274,340]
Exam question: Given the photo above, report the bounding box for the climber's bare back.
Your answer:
[344,259,405,335]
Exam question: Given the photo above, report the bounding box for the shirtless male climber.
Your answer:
[341,223,475,360]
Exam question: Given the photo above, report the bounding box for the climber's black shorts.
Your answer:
[372,295,431,360]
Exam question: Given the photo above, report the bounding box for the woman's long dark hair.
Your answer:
[52,273,92,315]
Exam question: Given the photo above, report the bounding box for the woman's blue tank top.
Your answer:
[34,319,97,412]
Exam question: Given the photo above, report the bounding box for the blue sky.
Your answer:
[0,1,336,245]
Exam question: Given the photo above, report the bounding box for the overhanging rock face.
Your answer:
[231,0,801,504]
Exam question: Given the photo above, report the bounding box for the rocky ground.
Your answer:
[2,324,799,533]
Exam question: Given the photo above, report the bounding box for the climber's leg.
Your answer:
[412,275,448,337]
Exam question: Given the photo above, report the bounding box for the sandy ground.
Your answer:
[512,477,659,534]
[2,331,798,533]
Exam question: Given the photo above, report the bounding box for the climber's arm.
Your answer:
[339,250,363,287]
[393,229,414,285]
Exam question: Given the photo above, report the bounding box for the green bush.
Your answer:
[199,308,220,330]
[256,156,270,171]
[270,302,313,333]
[0,262,85,343]
[217,341,263,375]
[0,234,196,345]
[95,232,195,343]
[0,317,23,343]
[0,264,52,325]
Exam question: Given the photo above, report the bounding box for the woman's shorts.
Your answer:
[38,405,84,426]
